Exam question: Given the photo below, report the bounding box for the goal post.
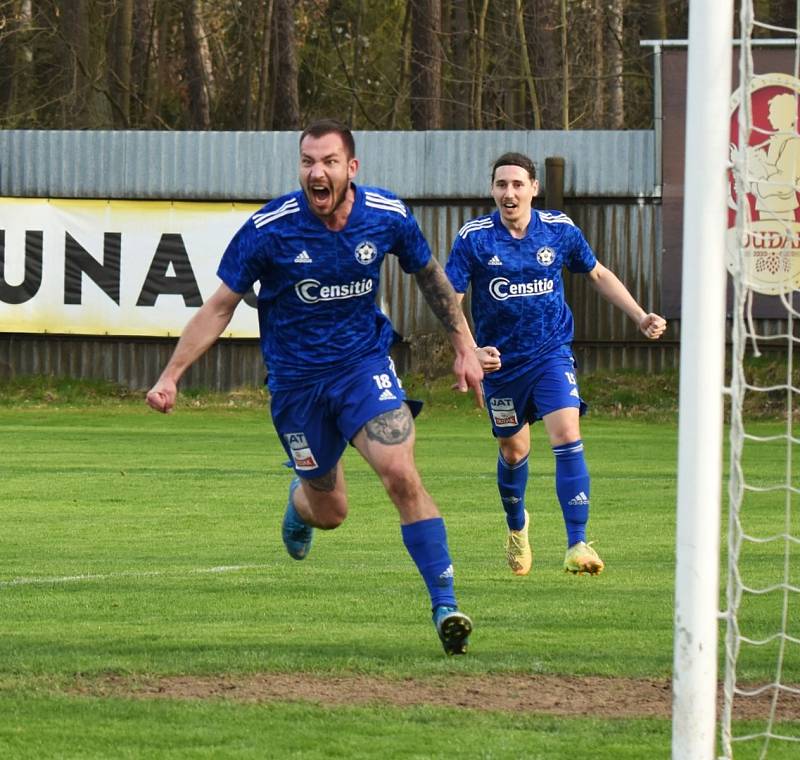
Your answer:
[672,1,734,758]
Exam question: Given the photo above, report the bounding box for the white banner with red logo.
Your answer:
[728,73,800,295]
[0,198,262,337]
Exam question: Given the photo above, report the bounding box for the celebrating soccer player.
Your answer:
[146,119,483,655]
[445,152,666,577]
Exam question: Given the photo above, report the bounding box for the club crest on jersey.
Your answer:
[536,246,555,266]
[354,240,378,265]
[490,397,518,427]
[284,432,318,471]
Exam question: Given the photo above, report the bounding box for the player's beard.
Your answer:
[305,179,350,221]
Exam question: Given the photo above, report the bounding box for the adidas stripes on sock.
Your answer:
[497,452,528,531]
[553,440,590,547]
[401,517,457,610]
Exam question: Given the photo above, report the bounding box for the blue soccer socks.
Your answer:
[553,440,590,547]
[497,452,529,531]
[401,517,457,610]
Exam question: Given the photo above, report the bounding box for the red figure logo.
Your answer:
[728,73,800,294]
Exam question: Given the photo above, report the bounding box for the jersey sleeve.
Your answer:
[564,225,597,274]
[444,234,472,293]
[216,214,266,294]
[393,207,433,274]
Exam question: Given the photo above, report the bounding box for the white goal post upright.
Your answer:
[672,1,734,758]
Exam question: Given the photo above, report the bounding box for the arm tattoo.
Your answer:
[308,469,337,492]
[414,259,462,333]
[364,406,413,445]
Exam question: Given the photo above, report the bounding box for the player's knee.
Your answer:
[500,448,528,466]
[381,466,423,506]
[315,510,346,530]
[305,492,348,529]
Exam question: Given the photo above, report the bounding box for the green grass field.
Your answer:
[0,378,797,758]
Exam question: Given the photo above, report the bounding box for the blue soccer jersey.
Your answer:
[445,209,597,382]
[218,184,431,390]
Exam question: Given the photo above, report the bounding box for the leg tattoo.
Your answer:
[364,406,413,445]
[307,469,338,492]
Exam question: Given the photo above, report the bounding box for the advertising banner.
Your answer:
[0,198,262,337]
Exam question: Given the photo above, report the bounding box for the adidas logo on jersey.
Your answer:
[568,491,590,506]
[294,250,312,263]
[379,388,397,401]
[570,387,580,398]
[488,255,503,266]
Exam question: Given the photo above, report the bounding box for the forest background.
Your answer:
[0,0,795,134]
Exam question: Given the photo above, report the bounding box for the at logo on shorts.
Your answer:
[490,397,518,427]
[284,432,318,471]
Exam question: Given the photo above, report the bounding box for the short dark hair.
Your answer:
[299,119,356,159]
[492,152,536,182]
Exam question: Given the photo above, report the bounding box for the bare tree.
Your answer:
[409,0,442,129]
[109,0,134,127]
[271,0,300,129]
[182,0,211,129]
[446,0,471,129]
[608,0,625,129]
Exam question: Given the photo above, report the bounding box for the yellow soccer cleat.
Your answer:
[563,540,604,575]
[505,509,532,576]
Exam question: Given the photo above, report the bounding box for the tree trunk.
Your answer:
[255,0,274,130]
[109,0,134,127]
[59,0,93,127]
[472,0,489,129]
[0,0,20,122]
[608,0,625,129]
[270,0,299,129]
[182,0,210,129]
[131,0,153,126]
[409,0,442,130]
[526,0,560,129]
[515,0,540,129]
[447,0,470,129]
[592,0,606,126]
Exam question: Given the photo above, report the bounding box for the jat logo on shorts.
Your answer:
[490,397,518,427]
[284,432,318,471]
[295,278,374,303]
[489,276,554,301]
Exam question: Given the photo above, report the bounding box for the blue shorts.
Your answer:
[483,355,587,438]
[270,355,407,479]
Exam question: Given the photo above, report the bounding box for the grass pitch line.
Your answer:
[0,563,271,588]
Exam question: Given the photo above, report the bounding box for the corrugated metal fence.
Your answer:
[0,130,671,389]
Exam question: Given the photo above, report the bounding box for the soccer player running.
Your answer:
[445,152,666,577]
[146,119,484,655]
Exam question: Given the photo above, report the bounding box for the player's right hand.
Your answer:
[475,345,501,373]
[146,379,177,413]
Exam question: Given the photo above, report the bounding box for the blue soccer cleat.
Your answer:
[432,605,473,655]
[281,477,313,560]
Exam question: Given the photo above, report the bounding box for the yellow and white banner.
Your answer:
[0,198,262,337]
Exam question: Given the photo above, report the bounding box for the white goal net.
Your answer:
[722,1,800,757]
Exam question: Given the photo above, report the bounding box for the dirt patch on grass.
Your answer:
[71,673,800,721]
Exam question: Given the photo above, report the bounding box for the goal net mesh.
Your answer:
[722,2,800,757]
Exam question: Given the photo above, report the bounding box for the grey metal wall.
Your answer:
[0,129,656,200]
[0,129,670,389]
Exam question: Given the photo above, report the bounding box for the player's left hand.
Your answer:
[639,313,667,340]
[452,349,485,408]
